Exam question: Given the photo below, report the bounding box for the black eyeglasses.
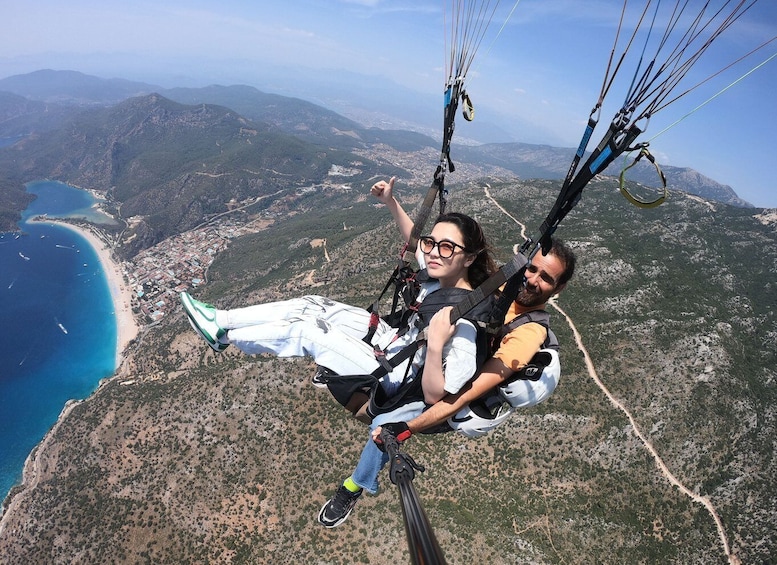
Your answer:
[419,236,467,258]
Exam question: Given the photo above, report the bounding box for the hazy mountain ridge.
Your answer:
[1,178,775,563]
[0,90,76,139]
[462,142,751,207]
[0,69,755,233]
[653,166,752,207]
[0,69,160,106]
[1,71,439,153]
[162,84,371,148]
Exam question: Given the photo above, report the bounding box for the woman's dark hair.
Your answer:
[434,212,497,288]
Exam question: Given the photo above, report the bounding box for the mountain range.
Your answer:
[0,70,753,245]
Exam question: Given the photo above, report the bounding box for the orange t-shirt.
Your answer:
[492,301,548,372]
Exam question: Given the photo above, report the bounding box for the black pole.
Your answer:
[381,430,447,565]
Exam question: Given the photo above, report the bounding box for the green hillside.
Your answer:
[0,93,384,252]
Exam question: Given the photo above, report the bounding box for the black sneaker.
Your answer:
[317,485,363,528]
[312,365,337,388]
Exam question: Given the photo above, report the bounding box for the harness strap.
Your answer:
[484,268,525,339]
[372,346,398,375]
[366,263,419,335]
[373,339,423,379]
[529,119,644,257]
[369,286,474,379]
[495,309,557,351]
[448,252,528,326]
[408,174,446,259]
[362,311,381,345]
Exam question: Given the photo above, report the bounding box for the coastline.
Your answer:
[42,220,139,368]
[1,219,139,522]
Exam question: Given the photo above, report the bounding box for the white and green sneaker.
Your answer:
[180,292,229,352]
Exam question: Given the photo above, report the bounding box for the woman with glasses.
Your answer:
[182,177,497,527]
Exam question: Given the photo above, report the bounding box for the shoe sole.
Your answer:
[184,311,228,352]
[312,366,336,388]
[181,294,228,352]
[317,504,355,528]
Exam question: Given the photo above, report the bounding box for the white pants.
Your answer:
[221,295,403,389]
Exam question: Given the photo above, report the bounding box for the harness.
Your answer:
[427,308,560,437]
[368,303,555,426]
[368,286,469,377]
[494,309,558,354]
[363,266,424,343]
[324,287,495,419]
[366,287,495,419]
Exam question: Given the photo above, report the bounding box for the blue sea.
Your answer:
[0,181,119,502]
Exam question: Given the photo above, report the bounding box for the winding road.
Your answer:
[483,183,738,564]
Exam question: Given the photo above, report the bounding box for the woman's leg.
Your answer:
[227,315,382,376]
[350,401,426,493]
[221,295,381,341]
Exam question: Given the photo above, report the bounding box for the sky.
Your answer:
[1,0,776,207]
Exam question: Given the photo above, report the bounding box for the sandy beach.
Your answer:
[43,220,139,369]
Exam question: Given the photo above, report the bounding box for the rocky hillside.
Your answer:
[0,93,382,254]
[1,178,775,564]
